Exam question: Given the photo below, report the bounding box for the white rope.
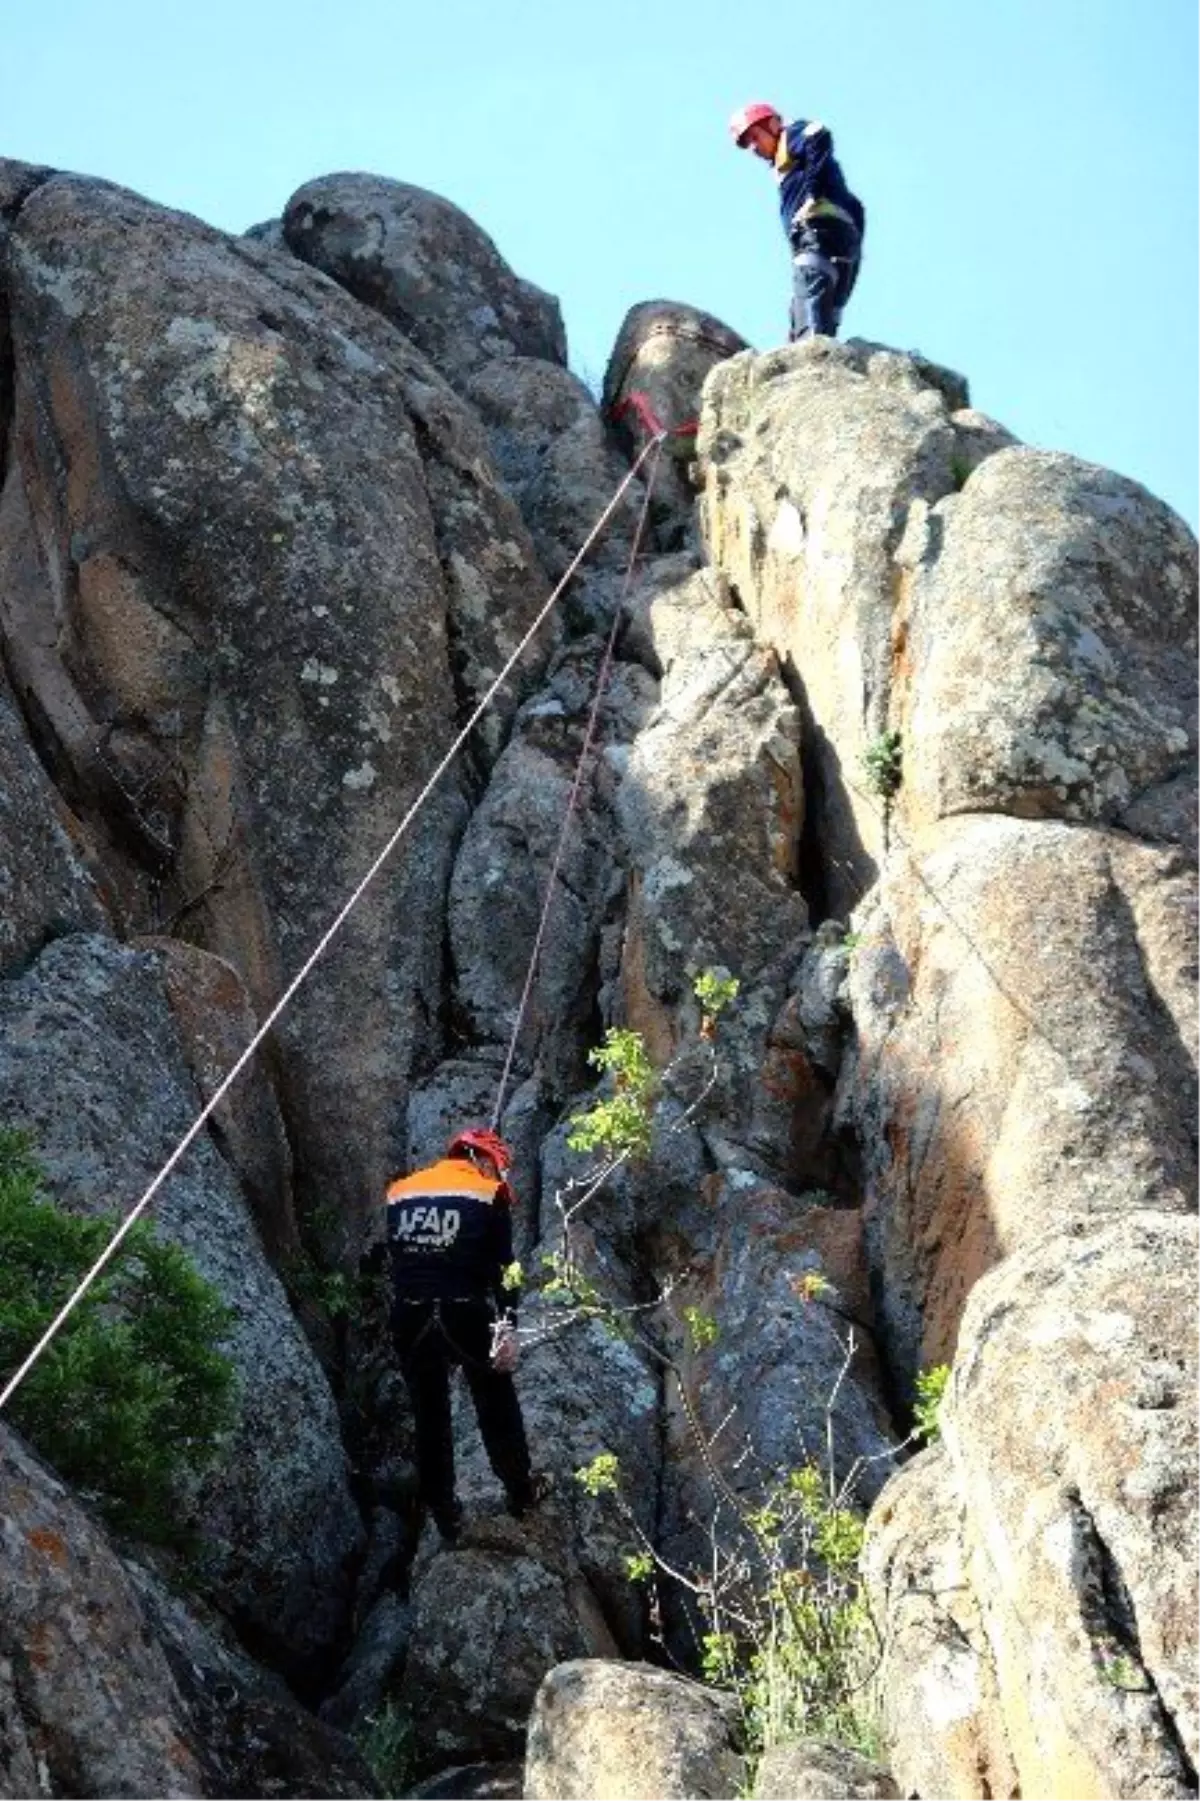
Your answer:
[0,435,664,1417]
[490,437,664,1130]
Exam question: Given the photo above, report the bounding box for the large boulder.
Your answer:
[697,338,1016,914]
[0,1424,374,1800]
[400,1521,616,1770]
[839,815,1197,1382]
[282,173,565,394]
[604,301,748,429]
[0,933,363,1664]
[0,168,552,1230]
[604,301,749,549]
[523,1659,744,1800]
[894,448,1197,846]
[866,1211,1198,1800]
[751,1740,901,1799]
[281,176,639,587]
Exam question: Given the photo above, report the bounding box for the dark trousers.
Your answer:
[790,217,863,340]
[391,1298,532,1523]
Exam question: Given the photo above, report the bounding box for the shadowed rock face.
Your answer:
[0,934,363,1664]
[0,162,54,486]
[0,683,107,975]
[147,934,300,1264]
[0,1425,375,1800]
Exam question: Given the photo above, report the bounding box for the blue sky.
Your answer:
[5,0,1197,525]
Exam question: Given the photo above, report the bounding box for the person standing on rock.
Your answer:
[382,1126,546,1542]
[730,101,865,341]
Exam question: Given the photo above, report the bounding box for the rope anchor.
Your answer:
[609,390,699,463]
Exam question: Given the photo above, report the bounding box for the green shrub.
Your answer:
[913,1363,950,1445]
[0,1127,238,1543]
[736,1463,874,1753]
[590,1443,879,1760]
[354,1702,416,1796]
[862,731,903,802]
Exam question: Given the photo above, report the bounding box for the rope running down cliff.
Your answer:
[0,433,666,1419]
[490,437,664,1130]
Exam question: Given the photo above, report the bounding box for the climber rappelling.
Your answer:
[730,101,866,342]
[381,1125,549,1543]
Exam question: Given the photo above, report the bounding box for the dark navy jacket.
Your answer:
[774,120,865,242]
[384,1156,516,1310]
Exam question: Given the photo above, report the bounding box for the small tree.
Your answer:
[0,1127,238,1543]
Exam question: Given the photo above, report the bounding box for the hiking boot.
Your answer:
[431,1498,464,1544]
[506,1471,553,1518]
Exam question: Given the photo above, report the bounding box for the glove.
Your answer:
[490,1318,519,1373]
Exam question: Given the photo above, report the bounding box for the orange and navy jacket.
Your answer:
[383,1156,516,1310]
[774,119,865,243]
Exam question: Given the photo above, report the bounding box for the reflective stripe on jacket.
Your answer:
[386,1157,507,1209]
[774,118,865,244]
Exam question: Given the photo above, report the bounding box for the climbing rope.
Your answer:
[0,433,666,1418]
[490,438,665,1129]
[609,390,699,455]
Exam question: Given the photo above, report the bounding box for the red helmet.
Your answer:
[448,1127,514,1174]
[729,101,780,146]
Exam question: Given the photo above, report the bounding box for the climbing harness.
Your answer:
[490,435,665,1130]
[0,433,665,1419]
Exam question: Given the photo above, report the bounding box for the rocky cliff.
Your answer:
[0,158,1195,1801]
